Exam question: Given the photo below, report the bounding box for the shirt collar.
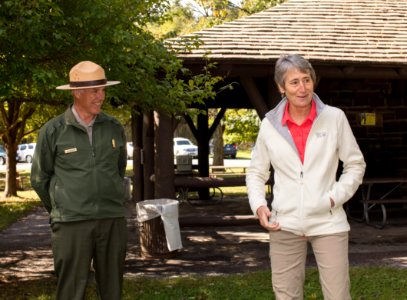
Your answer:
[71,106,95,127]
[282,99,317,126]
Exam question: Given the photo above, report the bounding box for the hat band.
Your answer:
[69,79,107,87]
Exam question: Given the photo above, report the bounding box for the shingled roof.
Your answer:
[168,0,407,66]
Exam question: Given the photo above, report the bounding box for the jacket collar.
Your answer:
[266,92,325,125]
[264,93,326,153]
[64,104,108,125]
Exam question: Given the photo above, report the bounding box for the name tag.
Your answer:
[316,132,327,138]
[64,147,77,154]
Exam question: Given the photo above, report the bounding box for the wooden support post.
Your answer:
[143,111,155,200]
[132,109,143,202]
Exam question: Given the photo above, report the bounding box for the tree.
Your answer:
[0,0,67,196]
[176,1,287,28]
[239,0,286,17]
[147,1,197,39]
[223,109,260,145]
[0,0,222,197]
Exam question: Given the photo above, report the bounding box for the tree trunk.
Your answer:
[3,147,19,197]
[0,99,36,197]
[212,123,224,167]
[154,110,175,199]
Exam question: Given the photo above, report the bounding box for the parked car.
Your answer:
[17,143,36,163]
[126,142,134,159]
[0,146,6,165]
[224,143,238,159]
[173,137,198,157]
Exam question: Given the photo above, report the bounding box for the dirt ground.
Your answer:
[1,196,407,284]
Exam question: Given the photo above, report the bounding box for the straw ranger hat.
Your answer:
[56,61,120,90]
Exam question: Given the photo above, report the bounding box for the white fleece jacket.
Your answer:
[246,94,366,236]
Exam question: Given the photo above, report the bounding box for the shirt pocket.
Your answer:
[56,143,92,170]
[97,135,124,163]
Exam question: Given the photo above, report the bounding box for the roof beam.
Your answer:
[240,76,269,119]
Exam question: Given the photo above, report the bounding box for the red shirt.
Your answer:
[282,100,317,163]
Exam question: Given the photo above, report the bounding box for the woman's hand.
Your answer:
[256,205,280,231]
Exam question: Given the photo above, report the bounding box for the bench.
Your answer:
[210,165,247,177]
[174,175,272,202]
[174,176,244,201]
[355,178,407,229]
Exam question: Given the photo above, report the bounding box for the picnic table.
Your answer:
[174,175,246,201]
[209,165,247,176]
[174,174,273,202]
[351,177,407,229]
[0,172,28,190]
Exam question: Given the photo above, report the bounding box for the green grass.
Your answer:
[1,267,407,299]
[236,149,251,160]
[0,190,41,231]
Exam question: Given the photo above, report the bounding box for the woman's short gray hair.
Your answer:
[274,54,316,87]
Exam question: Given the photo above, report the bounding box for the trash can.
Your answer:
[136,199,183,258]
[175,155,193,174]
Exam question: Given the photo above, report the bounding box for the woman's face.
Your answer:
[279,68,314,109]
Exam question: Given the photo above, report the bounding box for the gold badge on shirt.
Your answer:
[64,148,78,154]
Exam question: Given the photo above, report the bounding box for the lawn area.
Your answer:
[2,267,407,299]
[0,190,41,231]
[236,149,251,160]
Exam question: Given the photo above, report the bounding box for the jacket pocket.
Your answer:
[271,195,299,218]
[303,192,332,218]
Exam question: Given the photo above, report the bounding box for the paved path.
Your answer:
[1,198,407,284]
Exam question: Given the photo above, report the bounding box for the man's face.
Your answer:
[73,87,106,117]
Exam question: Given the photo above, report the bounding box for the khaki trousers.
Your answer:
[269,230,350,300]
[51,218,127,300]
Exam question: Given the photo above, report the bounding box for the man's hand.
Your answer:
[256,205,280,231]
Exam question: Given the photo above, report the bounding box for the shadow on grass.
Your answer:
[2,267,407,300]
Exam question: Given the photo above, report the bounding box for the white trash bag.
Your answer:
[136,199,183,251]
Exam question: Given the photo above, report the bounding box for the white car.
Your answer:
[173,137,198,157]
[17,143,36,163]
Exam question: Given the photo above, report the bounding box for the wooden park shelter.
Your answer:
[133,0,407,202]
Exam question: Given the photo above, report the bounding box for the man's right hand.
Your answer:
[256,205,281,231]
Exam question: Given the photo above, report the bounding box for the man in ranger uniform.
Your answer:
[31,61,128,300]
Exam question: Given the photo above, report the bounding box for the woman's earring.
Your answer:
[280,92,285,99]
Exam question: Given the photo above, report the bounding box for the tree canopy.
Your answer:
[0,0,222,196]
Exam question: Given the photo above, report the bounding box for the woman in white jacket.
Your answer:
[246,54,366,300]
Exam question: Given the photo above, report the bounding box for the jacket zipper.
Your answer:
[299,170,305,235]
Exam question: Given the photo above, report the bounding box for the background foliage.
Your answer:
[0,0,223,196]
